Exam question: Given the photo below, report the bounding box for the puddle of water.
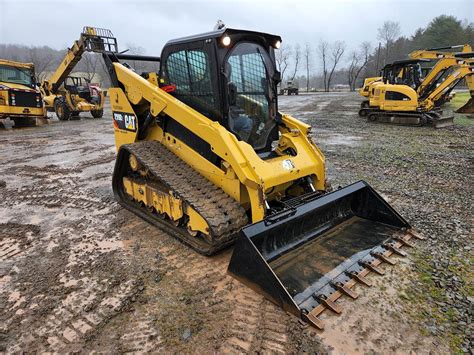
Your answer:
[322,134,361,147]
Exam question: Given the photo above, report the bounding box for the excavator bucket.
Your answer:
[455,97,474,114]
[228,181,423,329]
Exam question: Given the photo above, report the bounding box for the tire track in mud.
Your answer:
[0,223,40,263]
[111,219,314,353]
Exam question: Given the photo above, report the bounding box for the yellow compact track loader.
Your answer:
[40,27,117,120]
[95,26,422,329]
[359,54,474,127]
[0,59,46,127]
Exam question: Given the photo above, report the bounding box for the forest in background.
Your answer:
[0,15,472,91]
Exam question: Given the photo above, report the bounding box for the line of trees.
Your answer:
[0,15,472,91]
[276,15,473,92]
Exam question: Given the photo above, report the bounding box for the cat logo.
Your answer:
[124,114,136,130]
[113,112,137,132]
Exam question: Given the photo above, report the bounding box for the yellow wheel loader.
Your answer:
[40,27,117,120]
[94,26,422,329]
[0,59,46,127]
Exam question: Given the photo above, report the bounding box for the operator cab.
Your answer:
[159,28,282,153]
[382,59,430,89]
[63,76,101,103]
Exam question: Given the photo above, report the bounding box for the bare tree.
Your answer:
[326,41,345,91]
[318,40,329,91]
[303,43,312,92]
[290,43,301,81]
[377,21,401,65]
[81,52,100,82]
[347,41,371,91]
[27,47,55,81]
[275,43,291,80]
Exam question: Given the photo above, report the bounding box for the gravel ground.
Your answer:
[0,92,472,353]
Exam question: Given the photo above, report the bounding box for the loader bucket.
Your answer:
[228,181,423,329]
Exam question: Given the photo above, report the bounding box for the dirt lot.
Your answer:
[1,92,472,353]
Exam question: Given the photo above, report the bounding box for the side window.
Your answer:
[165,49,219,120]
[385,91,411,101]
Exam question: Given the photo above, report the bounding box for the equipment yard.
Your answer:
[1,92,472,353]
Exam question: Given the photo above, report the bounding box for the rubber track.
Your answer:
[119,140,249,255]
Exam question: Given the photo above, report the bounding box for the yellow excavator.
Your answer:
[359,52,474,127]
[0,59,46,127]
[89,26,422,329]
[409,45,474,113]
[40,27,117,120]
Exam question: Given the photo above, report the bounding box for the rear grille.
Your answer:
[9,90,42,108]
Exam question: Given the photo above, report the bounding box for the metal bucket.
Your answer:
[228,181,423,329]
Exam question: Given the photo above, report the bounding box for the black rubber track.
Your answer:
[112,140,249,255]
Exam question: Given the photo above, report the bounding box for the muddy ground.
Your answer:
[0,92,472,353]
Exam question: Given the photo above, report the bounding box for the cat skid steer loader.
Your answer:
[96,26,422,329]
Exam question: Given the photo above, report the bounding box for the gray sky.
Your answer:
[0,0,473,54]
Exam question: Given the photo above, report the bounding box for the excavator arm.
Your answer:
[420,63,474,111]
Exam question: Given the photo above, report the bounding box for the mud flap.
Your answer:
[227,181,423,330]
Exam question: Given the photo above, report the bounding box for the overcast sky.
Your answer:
[0,0,472,55]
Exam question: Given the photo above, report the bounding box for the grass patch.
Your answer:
[401,250,472,353]
[448,92,474,126]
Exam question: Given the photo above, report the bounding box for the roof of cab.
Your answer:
[164,27,282,47]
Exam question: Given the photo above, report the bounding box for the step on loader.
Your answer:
[92,25,423,329]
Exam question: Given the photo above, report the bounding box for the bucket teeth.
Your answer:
[304,311,325,330]
[359,261,385,275]
[406,229,425,240]
[393,236,415,248]
[371,251,397,265]
[314,294,342,314]
[346,271,372,287]
[384,242,408,257]
[331,282,359,299]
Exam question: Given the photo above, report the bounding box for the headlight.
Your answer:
[274,40,281,49]
[221,35,231,46]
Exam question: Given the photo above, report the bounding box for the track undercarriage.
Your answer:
[112,141,248,255]
[359,104,454,128]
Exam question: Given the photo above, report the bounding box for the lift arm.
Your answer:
[41,27,117,95]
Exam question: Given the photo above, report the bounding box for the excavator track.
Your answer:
[112,140,249,255]
[361,108,453,127]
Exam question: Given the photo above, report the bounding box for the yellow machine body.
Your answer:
[109,64,326,223]
[359,46,474,126]
[40,27,116,120]
[100,27,420,330]
[0,59,46,127]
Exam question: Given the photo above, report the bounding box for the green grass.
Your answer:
[450,92,472,108]
[401,250,473,353]
[448,92,474,126]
